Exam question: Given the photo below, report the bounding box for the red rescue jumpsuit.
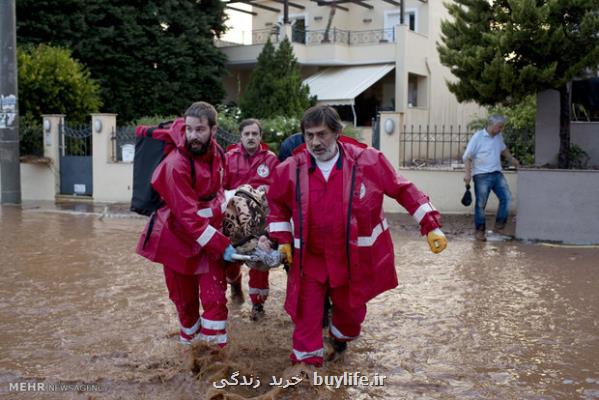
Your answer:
[137,119,231,346]
[267,141,442,366]
[223,143,280,305]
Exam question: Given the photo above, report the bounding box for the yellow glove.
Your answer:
[278,243,293,264]
[427,228,447,254]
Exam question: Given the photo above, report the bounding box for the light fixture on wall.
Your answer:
[384,118,395,135]
[43,118,51,132]
[94,119,103,133]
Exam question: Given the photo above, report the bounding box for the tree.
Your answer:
[239,37,313,119]
[16,0,228,122]
[18,44,102,155]
[437,0,599,168]
[271,38,312,117]
[239,39,277,119]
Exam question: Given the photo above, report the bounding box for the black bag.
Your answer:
[461,184,472,206]
[130,120,180,216]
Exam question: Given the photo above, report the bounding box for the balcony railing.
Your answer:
[293,28,395,46]
[216,28,279,48]
[216,27,395,48]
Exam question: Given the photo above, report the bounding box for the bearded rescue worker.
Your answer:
[223,119,280,320]
[137,101,237,346]
[265,105,447,367]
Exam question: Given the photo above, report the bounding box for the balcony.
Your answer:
[217,27,396,66]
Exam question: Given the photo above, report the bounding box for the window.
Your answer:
[407,73,427,108]
[384,8,418,41]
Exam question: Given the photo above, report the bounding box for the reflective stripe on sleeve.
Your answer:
[197,225,217,247]
[269,221,292,233]
[412,202,436,224]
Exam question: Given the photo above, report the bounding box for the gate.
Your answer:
[59,122,93,196]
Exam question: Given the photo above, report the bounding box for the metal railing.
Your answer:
[216,27,395,48]
[60,123,93,157]
[216,28,280,48]
[111,126,136,162]
[294,27,395,46]
[398,125,535,168]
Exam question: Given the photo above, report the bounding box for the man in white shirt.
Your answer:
[463,115,520,241]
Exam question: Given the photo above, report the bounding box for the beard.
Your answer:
[308,142,338,162]
[186,139,210,156]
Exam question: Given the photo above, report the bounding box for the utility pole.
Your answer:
[0,0,21,204]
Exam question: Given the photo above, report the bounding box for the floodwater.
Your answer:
[0,205,598,400]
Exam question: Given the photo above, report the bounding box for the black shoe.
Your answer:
[322,297,332,329]
[325,337,347,361]
[250,303,265,321]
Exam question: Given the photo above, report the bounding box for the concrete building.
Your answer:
[217,0,484,132]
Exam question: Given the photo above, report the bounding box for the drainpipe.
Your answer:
[351,104,357,127]
[425,57,431,127]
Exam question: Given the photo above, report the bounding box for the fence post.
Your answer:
[378,111,401,168]
[41,114,64,197]
[91,114,117,201]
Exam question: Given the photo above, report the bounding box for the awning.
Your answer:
[302,64,395,106]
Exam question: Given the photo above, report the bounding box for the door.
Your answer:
[59,122,93,196]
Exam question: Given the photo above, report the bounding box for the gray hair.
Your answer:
[487,114,506,126]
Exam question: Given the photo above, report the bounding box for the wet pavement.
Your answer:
[0,204,598,399]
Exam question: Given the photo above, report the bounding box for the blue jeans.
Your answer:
[473,171,511,230]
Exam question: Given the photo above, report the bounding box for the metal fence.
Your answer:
[111,126,136,162]
[399,125,535,168]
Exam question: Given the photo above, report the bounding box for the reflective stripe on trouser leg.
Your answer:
[248,269,270,305]
[291,273,327,366]
[198,258,229,346]
[163,266,200,338]
[329,284,367,342]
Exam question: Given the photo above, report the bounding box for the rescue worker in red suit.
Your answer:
[137,102,238,346]
[223,118,280,320]
[265,105,448,367]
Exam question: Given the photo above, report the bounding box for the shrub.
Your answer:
[18,44,102,155]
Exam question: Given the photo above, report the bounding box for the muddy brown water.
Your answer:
[0,205,597,399]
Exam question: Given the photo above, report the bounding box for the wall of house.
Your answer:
[19,163,55,201]
[571,122,599,167]
[516,169,599,244]
[536,89,599,167]
[383,168,518,215]
[251,0,429,33]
